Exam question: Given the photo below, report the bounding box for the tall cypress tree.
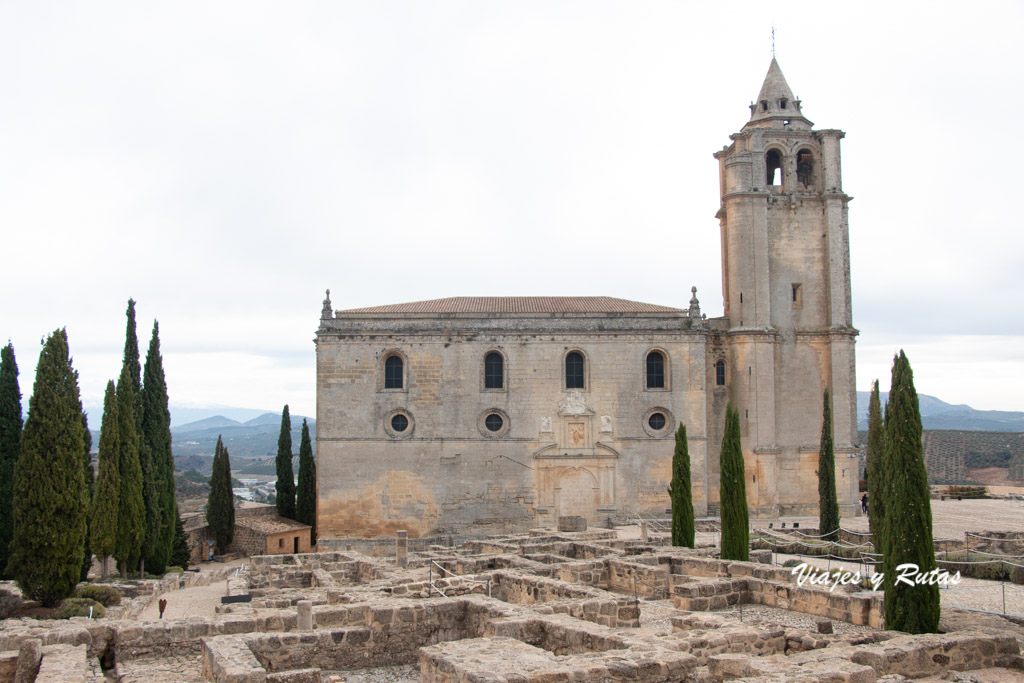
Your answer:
[8,330,88,606]
[275,405,296,519]
[91,381,120,578]
[719,404,749,561]
[865,380,885,554]
[207,436,235,553]
[882,351,939,633]
[669,423,695,548]
[115,366,144,579]
[169,510,191,569]
[0,343,23,580]
[80,411,94,581]
[296,418,316,543]
[141,321,175,574]
[818,389,840,536]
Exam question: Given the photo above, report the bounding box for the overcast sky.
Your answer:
[2,2,1022,420]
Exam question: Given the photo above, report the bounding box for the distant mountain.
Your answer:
[856,392,1024,432]
[171,413,315,463]
[173,415,243,432]
[243,412,287,427]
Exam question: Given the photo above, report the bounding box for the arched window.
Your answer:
[484,352,504,389]
[715,360,726,386]
[565,352,585,389]
[384,355,404,389]
[646,352,665,389]
[796,148,814,188]
[765,149,782,186]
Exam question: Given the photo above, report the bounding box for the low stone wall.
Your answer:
[201,598,478,677]
[850,632,1020,678]
[0,621,112,661]
[605,559,671,599]
[671,575,884,627]
[672,578,748,611]
[490,572,638,627]
[389,575,491,598]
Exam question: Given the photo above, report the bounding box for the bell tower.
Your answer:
[712,59,859,516]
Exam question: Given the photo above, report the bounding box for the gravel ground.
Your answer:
[749,498,1024,540]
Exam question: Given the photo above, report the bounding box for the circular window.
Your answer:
[478,409,510,438]
[642,407,673,437]
[384,409,414,439]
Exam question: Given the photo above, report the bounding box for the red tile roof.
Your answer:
[336,296,685,315]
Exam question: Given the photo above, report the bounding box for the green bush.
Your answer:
[76,584,121,606]
[782,559,802,568]
[165,566,184,574]
[57,597,105,619]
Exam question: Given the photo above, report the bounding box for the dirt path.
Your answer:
[134,560,246,622]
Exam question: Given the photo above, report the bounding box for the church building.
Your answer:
[314,59,860,539]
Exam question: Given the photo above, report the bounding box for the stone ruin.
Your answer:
[1,527,1023,682]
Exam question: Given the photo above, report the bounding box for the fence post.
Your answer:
[1003,563,1007,615]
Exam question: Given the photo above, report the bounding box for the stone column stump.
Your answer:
[396,530,408,567]
[297,600,314,631]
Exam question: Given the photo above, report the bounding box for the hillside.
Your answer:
[856,392,1024,432]
[860,429,1024,486]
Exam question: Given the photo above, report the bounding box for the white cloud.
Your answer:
[2,1,1022,413]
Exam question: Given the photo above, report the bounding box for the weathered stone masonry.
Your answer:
[315,59,860,539]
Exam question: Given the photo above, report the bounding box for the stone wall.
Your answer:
[316,314,712,538]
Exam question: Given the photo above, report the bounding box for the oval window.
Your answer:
[485,414,504,432]
[391,414,409,432]
[648,412,666,431]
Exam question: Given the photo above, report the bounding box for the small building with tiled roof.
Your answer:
[314,59,860,540]
[182,505,312,562]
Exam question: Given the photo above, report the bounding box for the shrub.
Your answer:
[76,584,121,606]
[782,559,802,568]
[57,597,105,619]
[165,566,184,574]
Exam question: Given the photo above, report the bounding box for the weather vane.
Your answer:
[771,24,776,58]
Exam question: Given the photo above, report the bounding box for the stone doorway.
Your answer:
[555,467,599,522]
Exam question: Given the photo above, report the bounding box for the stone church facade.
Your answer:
[314,59,860,539]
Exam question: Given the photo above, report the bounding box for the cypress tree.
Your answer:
[818,389,840,537]
[0,343,23,580]
[865,380,885,554]
[141,321,175,574]
[169,510,191,569]
[207,436,235,553]
[275,405,296,519]
[882,351,939,633]
[296,418,316,543]
[719,404,749,561]
[80,411,94,581]
[91,381,120,578]
[114,363,144,579]
[668,422,695,548]
[139,447,160,576]
[8,329,88,606]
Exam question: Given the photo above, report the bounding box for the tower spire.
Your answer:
[744,58,812,130]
